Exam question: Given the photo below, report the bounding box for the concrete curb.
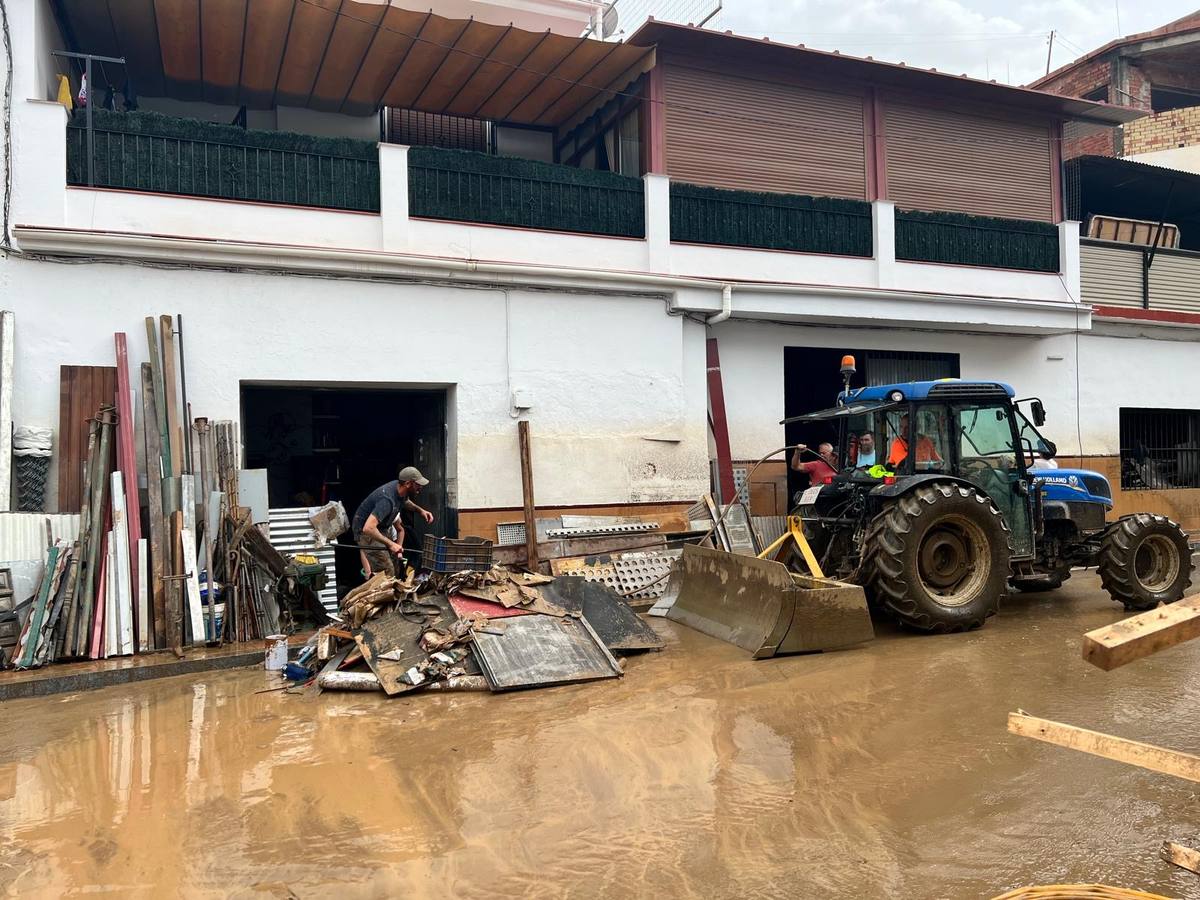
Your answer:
[0,648,275,701]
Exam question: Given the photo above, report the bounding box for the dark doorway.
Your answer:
[241,385,450,591]
[783,348,960,501]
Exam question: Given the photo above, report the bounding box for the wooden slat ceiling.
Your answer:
[53,0,652,125]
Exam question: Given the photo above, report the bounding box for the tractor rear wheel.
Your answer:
[865,482,1011,632]
[1098,514,1193,611]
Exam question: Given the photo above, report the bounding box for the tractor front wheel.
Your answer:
[865,482,1011,632]
[1098,514,1193,611]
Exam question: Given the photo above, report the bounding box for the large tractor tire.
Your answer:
[864,482,1011,632]
[1098,514,1193,611]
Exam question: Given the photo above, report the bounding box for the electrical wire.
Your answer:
[288,0,1089,151]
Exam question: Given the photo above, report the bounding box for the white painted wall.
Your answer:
[1125,146,1200,176]
[0,255,709,512]
[712,318,1200,462]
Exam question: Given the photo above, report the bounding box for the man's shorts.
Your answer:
[355,533,395,577]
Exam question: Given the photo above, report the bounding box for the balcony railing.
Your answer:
[66,110,380,212]
[669,182,873,257]
[895,209,1060,273]
[407,147,645,238]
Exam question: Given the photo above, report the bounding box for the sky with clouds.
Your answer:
[701,0,1199,86]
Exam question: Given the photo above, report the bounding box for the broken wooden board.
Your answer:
[471,614,622,691]
[1008,711,1200,783]
[354,596,469,697]
[1083,596,1200,671]
[180,527,204,646]
[1161,841,1200,876]
[541,577,664,653]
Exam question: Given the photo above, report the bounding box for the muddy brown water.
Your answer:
[2,572,1200,899]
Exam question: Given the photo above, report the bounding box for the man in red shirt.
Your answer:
[790,442,839,482]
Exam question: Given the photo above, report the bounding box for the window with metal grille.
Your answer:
[1119,407,1200,490]
[388,109,490,153]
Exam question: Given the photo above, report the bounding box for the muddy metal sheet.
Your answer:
[355,595,477,696]
[541,578,664,653]
[471,614,622,691]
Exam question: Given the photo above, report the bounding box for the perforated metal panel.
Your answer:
[495,521,527,546]
[614,550,681,601]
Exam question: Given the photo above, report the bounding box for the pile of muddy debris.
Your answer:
[284,565,664,696]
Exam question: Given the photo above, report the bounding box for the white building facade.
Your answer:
[4,0,1199,535]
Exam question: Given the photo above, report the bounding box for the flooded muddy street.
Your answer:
[2,571,1200,899]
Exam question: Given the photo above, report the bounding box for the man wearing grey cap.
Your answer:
[352,466,434,577]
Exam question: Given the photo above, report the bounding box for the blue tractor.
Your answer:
[786,371,1193,632]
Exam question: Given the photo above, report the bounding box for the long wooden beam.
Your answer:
[1008,711,1200,783]
[1082,596,1200,671]
[1161,841,1200,876]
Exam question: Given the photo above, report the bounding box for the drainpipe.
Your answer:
[707,284,733,325]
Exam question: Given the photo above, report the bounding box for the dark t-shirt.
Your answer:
[352,481,405,537]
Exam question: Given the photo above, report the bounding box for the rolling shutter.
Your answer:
[884,102,1054,221]
[662,60,867,199]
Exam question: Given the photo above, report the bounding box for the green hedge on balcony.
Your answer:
[407,147,645,238]
[67,109,380,211]
[670,182,873,256]
[895,208,1060,272]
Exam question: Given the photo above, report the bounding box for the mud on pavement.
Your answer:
[1,572,1199,899]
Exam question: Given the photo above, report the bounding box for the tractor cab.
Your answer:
[792,378,1050,558]
[782,367,1191,633]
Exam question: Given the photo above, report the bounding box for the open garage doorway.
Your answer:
[241,384,451,592]
[783,348,959,500]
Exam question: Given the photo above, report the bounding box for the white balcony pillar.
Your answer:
[379,143,410,251]
[1059,219,1081,303]
[872,200,896,289]
[13,101,68,231]
[644,173,670,272]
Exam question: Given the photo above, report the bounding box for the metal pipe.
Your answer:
[177,315,191,472]
[707,284,733,325]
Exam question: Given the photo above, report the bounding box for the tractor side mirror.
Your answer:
[1031,400,1046,427]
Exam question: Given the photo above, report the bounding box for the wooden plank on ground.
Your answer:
[110,472,134,656]
[1008,711,1200,783]
[113,333,142,642]
[169,511,184,653]
[1083,596,1200,671]
[160,315,183,478]
[518,420,538,571]
[145,317,171,478]
[140,363,167,650]
[180,526,204,646]
[137,538,149,652]
[1161,841,1200,875]
[57,366,117,512]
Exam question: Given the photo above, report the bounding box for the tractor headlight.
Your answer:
[888,390,904,402]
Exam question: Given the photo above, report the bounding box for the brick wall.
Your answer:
[1124,105,1200,154]
[1039,58,1112,102]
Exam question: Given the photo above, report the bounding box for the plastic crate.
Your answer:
[422,534,494,573]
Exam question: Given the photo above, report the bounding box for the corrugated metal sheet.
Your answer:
[0,513,81,561]
[662,56,866,198]
[884,102,1054,221]
[267,507,338,614]
[1081,243,1143,308]
[1149,252,1200,313]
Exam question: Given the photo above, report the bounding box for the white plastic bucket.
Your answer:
[265,635,288,670]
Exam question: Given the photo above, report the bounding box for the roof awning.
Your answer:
[52,0,653,124]
[630,20,1144,127]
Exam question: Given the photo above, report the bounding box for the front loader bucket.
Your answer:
[660,544,873,658]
